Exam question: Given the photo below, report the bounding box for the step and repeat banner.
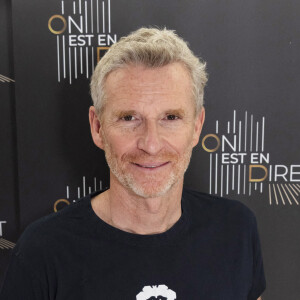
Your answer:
[1,0,300,299]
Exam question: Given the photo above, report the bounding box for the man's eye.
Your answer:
[166,114,178,120]
[122,115,135,121]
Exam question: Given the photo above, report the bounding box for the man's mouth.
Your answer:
[132,162,169,169]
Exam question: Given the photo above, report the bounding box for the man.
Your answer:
[0,27,265,299]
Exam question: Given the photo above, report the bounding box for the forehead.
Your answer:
[103,62,194,112]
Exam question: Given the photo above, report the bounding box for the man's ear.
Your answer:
[89,106,105,150]
[192,107,205,147]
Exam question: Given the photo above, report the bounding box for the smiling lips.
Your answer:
[133,162,170,169]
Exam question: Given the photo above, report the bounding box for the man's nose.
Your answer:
[137,120,163,155]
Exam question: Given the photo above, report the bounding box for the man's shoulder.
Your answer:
[183,187,257,228]
[13,195,90,258]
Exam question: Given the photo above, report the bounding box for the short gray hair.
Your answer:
[90,27,208,116]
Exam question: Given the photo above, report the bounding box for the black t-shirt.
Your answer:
[0,188,266,300]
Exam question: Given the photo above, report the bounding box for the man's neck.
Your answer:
[91,176,184,235]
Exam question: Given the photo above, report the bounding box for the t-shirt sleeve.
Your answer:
[247,215,266,300]
[0,251,48,300]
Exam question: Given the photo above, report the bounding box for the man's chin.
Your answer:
[126,178,179,199]
[130,187,169,199]
[109,162,185,198]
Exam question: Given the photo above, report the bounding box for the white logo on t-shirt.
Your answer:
[136,284,176,300]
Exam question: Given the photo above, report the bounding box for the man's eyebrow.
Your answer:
[165,109,186,116]
[113,110,137,118]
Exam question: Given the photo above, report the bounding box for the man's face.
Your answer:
[91,62,205,198]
